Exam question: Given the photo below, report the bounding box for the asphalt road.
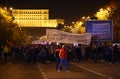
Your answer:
[0,61,120,79]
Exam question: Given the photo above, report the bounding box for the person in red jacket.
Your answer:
[57,45,69,72]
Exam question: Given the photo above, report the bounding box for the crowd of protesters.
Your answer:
[0,43,120,66]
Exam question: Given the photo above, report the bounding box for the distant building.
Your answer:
[12,9,64,27]
[12,9,64,42]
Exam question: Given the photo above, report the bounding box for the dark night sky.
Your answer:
[0,0,110,24]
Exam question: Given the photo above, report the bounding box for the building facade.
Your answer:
[12,9,64,27]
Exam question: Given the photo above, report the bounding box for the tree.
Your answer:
[62,25,72,33]
[0,7,14,45]
[0,7,27,46]
[94,0,120,42]
[109,2,120,42]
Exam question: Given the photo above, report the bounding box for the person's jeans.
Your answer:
[56,57,60,70]
[58,58,68,71]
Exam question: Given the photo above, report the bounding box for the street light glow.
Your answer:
[82,16,85,19]
[95,7,111,20]
[78,21,83,26]
[10,7,13,10]
[4,7,7,10]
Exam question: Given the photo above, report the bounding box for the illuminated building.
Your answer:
[12,9,64,41]
[12,9,64,27]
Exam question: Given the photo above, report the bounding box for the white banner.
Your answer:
[46,29,92,45]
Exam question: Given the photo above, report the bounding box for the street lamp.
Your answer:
[3,7,13,11]
[4,7,7,10]
[9,7,13,10]
[82,16,85,19]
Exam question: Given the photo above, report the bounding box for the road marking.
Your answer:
[0,62,11,71]
[71,62,114,79]
[37,63,48,79]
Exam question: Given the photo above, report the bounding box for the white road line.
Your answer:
[71,62,114,79]
[37,63,48,79]
[0,62,11,71]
